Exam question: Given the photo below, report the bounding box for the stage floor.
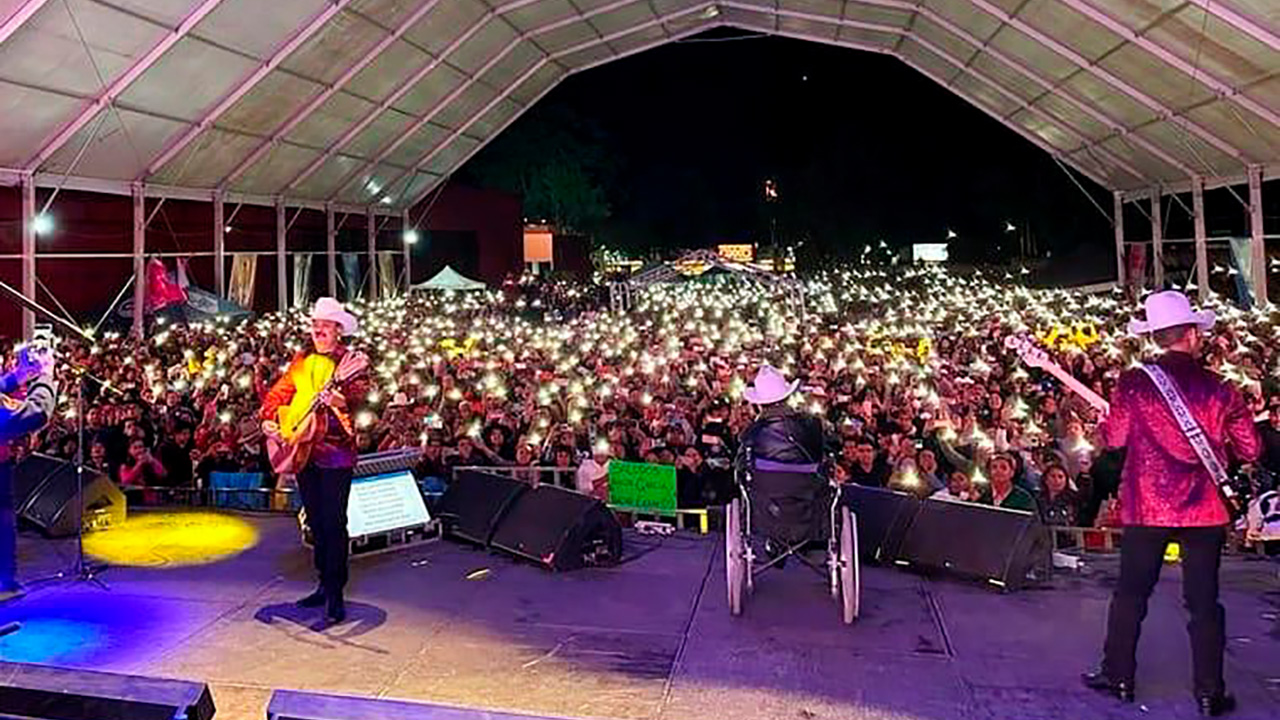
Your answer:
[2,512,1280,720]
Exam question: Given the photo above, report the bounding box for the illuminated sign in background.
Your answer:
[717,244,756,263]
[912,244,949,263]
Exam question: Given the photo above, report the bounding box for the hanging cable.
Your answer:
[35,275,81,328]
[1052,155,1113,226]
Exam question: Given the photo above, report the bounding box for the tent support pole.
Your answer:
[1150,187,1163,289]
[1249,165,1267,306]
[326,203,337,298]
[131,183,145,339]
[213,190,225,298]
[402,208,411,292]
[367,208,377,300]
[1193,177,1208,302]
[1113,191,1125,289]
[21,173,36,340]
[276,199,287,311]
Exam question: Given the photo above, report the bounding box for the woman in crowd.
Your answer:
[1038,463,1081,526]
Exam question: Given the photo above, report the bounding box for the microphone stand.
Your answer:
[0,279,112,591]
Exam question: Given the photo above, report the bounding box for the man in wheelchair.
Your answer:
[736,365,835,560]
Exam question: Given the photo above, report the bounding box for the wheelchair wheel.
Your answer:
[838,506,860,624]
[725,498,745,616]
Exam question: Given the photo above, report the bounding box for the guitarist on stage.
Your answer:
[260,297,370,624]
[0,345,57,602]
[1082,291,1259,716]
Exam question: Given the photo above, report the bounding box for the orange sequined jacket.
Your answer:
[259,345,370,470]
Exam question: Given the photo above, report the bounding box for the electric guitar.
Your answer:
[266,351,369,475]
[1004,335,1110,415]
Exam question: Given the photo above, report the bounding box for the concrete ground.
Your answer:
[2,511,1279,720]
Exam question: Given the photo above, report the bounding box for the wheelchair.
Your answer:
[724,455,860,624]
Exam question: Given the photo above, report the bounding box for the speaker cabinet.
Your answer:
[14,455,126,537]
[839,485,919,563]
[437,471,528,546]
[490,485,622,571]
[896,498,1051,590]
[0,661,214,720]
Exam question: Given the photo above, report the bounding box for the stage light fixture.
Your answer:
[404,229,420,244]
[32,213,54,235]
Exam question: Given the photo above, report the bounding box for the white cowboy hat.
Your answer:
[310,297,358,336]
[1126,290,1215,335]
[743,364,800,405]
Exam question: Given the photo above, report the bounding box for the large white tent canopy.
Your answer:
[0,0,1275,336]
[0,0,1274,211]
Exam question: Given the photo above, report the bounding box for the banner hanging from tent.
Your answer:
[144,258,187,314]
[293,252,312,308]
[1126,244,1147,293]
[341,253,361,302]
[229,254,257,310]
[378,253,396,298]
[1228,237,1256,308]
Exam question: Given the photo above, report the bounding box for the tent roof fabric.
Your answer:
[412,265,486,290]
[0,0,1275,209]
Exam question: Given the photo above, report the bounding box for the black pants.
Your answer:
[1102,525,1226,696]
[298,465,353,597]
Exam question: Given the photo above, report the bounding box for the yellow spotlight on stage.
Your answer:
[83,511,259,568]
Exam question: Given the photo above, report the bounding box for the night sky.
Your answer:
[469,28,1128,272]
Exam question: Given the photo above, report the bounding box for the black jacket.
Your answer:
[737,408,827,468]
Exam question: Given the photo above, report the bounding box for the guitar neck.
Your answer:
[1037,361,1110,414]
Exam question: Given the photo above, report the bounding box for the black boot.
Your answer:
[325,593,345,623]
[1196,692,1235,717]
[1081,669,1135,703]
[295,587,325,608]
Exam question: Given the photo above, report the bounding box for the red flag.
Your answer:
[145,258,187,314]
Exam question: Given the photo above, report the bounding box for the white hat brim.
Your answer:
[1127,309,1215,335]
[743,379,800,405]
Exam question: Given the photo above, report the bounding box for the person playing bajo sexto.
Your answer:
[0,345,57,602]
[1082,291,1260,717]
[260,298,370,624]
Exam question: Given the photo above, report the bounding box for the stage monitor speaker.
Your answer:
[489,485,622,571]
[839,485,920,563]
[436,470,528,546]
[268,689,563,720]
[14,455,126,537]
[0,661,214,720]
[896,498,1051,590]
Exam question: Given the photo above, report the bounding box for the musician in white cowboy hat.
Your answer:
[1124,289,1216,336]
[1084,290,1259,716]
[260,297,369,624]
[737,364,826,474]
[309,296,358,337]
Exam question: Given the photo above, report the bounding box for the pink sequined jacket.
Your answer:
[1102,352,1260,527]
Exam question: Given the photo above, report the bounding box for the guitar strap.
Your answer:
[1138,364,1239,512]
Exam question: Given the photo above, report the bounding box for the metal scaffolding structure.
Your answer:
[0,0,1275,335]
[622,249,804,312]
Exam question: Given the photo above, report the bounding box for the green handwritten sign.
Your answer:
[608,461,678,512]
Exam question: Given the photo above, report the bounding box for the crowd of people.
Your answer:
[9,265,1280,531]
